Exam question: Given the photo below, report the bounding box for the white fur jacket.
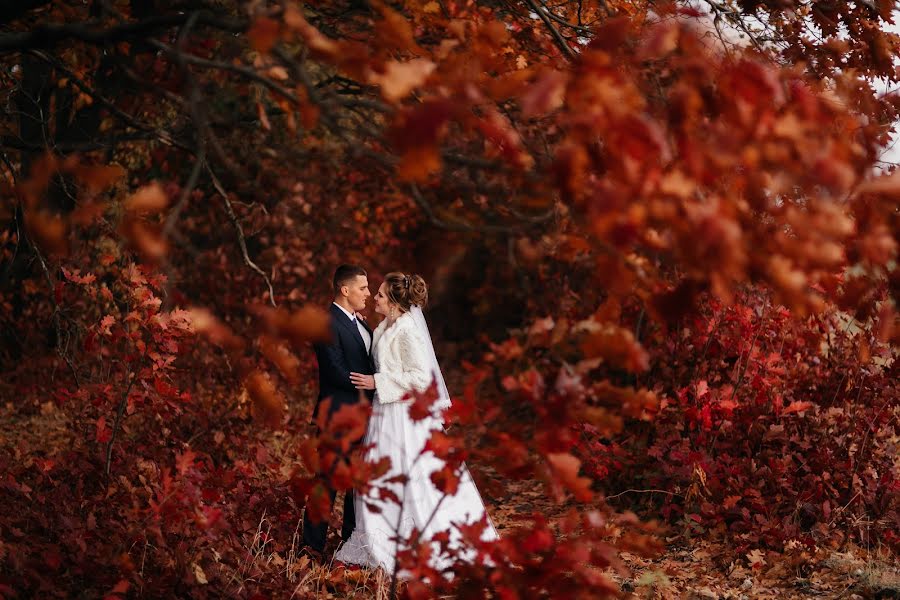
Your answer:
[371,312,433,404]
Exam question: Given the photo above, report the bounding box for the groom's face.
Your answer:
[343,275,370,312]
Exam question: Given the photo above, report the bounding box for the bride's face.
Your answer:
[373,282,390,316]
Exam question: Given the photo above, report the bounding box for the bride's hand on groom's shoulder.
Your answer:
[354,312,367,322]
[350,372,375,390]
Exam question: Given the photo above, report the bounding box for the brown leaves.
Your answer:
[390,99,454,181]
[520,69,568,117]
[186,308,245,353]
[372,0,421,53]
[575,319,649,372]
[124,183,168,214]
[248,17,281,53]
[258,335,301,384]
[856,171,900,196]
[476,109,534,170]
[283,8,342,60]
[257,305,332,348]
[244,370,284,428]
[591,382,659,420]
[369,58,436,102]
[71,164,125,194]
[24,211,69,257]
[119,183,170,263]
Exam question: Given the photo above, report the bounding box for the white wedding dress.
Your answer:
[333,307,498,575]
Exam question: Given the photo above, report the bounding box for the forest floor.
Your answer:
[3,397,898,599]
[303,456,899,600]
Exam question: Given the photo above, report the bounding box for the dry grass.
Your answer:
[823,545,900,597]
[219,510,397,599]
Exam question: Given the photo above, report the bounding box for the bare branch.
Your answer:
[207,165,277,307]
[27,50,189,151]
[523,0,576,60]
[0,11,245,52]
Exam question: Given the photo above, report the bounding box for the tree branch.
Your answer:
[207,165,277,307]
[0,11,245,52]
[0,0,52,24]
[523,0,576,60]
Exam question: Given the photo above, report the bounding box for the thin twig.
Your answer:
[604,488,682,500]
[33,245,80,385]
[207,165,277,307]
[523,0,576,60]
[105,354,145,475]
[27,49,186,150]
[0,10,246,52]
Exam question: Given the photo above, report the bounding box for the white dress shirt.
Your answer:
[333,302,371,353]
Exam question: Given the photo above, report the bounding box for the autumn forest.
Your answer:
[0,0,897,598]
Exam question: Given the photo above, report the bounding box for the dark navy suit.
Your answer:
[302,303,375,554]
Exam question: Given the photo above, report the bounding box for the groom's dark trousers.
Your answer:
[302,303,375,554]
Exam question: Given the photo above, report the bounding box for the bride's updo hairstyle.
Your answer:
[384,272,428,311]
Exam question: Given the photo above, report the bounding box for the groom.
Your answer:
[302,264,375,560]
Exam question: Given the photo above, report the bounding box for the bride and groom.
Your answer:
[302,265,498,574]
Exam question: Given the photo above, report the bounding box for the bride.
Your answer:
[335,272,498,575]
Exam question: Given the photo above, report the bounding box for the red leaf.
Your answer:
[430,465,460,495]
[782,400,814,415]
[547,453,593,502]
[95,416,112,443]
[330,460,353,491]
[326,401,371,450]
[408,382,440,421]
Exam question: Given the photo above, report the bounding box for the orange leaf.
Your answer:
[124,182,168,214]
[782,400,814,415]
[372,0,420,53]
[244,370,285,428]
[857,171,900,196]
[259,305,332,346]
[72,163,125,193]
[407,382,440,421]
[259,335,301,384]
[248,17,280,53]
[25,210,68,256]
[257,101,272,131]
[577,321,649,373]
[397,145,441,182]
[119,218,168,263]
[369,58,435,102]
[187,308,245,353]
[299,438,320,473]
[520,69,568,117]
[547,452,593,502]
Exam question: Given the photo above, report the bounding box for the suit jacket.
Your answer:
[313,303,375,421]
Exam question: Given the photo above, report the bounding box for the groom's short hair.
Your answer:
[333,264,367,295]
